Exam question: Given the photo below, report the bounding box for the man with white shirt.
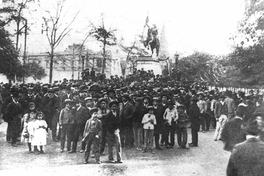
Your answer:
[163,100,178,148]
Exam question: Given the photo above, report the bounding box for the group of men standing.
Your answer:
[1,78,264,167]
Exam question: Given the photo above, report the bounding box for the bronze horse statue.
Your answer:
[144,25,160,56]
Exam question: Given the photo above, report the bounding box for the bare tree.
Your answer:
[38,0,79,83]
[119,36,149,75]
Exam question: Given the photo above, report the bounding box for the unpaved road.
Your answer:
[0,122,230,176]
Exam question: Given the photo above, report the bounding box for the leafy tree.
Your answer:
[90,18,117,74]
[22,62,46,80]
[0,27,23,81]
[227,0,264,87]
[178,51,223,85]
[227,44,264,87]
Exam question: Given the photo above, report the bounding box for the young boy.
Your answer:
[142,106,157,154]
[82,107,102,164]
[176,104,189,149]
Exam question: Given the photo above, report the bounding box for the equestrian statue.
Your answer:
[143,24,160,57]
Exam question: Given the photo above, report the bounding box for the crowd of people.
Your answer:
[1,68,264,171]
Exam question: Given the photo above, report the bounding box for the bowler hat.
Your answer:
[64,99,72,104]
[109,100,119,108]
[152,97,160,102]
[143,96,151,102]
[84,97,93,101]
[90,107,98,114]
[190,96,198,102]
[177,104,185,109]
[12,92,20,98]
[147,106,154,110]
[168,100,174,105]
[122,93,130,99]
[98,98,108,105]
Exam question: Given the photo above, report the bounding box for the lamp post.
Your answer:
[174,54,179,81]
[81,53,85,72]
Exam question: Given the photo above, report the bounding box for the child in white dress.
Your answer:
[31,111,48,154]
[21,102,37,153]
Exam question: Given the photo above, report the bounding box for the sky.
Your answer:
[2,0,246,57]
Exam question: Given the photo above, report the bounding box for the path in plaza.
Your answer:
[0,122,230,176]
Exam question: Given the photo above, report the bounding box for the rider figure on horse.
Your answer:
[144,24,160,57]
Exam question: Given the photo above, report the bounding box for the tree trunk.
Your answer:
[102,41,106,74]
[49,47,54,83]
[15,19,20,51]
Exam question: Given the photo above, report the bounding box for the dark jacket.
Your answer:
[227,137,264,176]
[119,102,134,127]
[59,107,74,125]
[75,106,89,124]
[132,103,145,124]
[221,117,246,152]
[105,111,121,134]
[177,112,189,128]
[153,105,164,134]
[5,100,23,122]
[83,118,102,142]
[214,101,228,119]
[188,103,201,129]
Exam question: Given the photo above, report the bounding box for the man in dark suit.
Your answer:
[68,100,89,153]
[119,93,134,148]
[160,94,169,146]
[188,96,200,147]
[5,92,24,147]
[226,120,264,176]
[105,100,122,163]
[42,88,60,141]
[221,105,247,152]
[224,90,236,121]
[153,97,164,150]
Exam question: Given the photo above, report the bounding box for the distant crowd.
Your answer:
[1,68,264,171]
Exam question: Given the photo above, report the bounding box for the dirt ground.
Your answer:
[0,122,230,176]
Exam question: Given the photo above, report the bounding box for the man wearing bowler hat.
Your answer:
[97,98,110,155]
[5,92,23,147]
[188,96,200,147]
[105,100,122,163]
[119,93,134,148]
